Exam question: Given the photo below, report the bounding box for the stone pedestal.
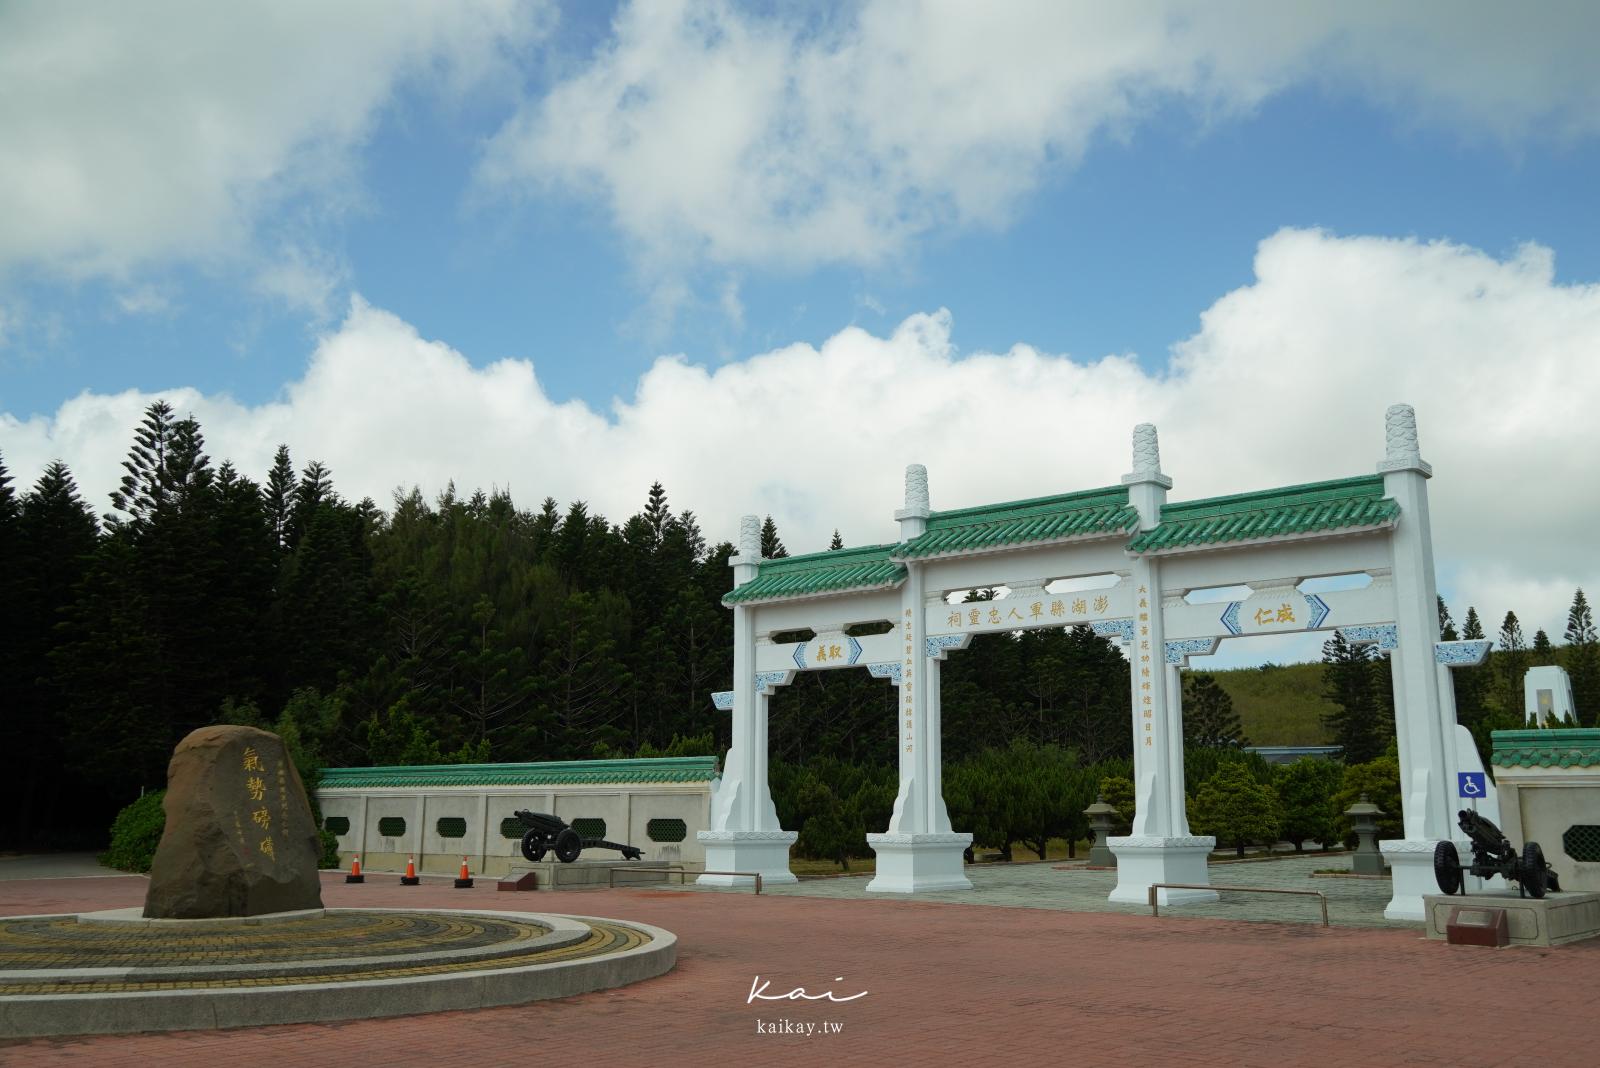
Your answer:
[500,859,668,891]
[696,830,798,887]
[1381,839,1449,921]
[864,832,973,893]
[1107,836,1218,906]
[1424,891,1600,947]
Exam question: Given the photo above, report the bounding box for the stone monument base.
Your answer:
[1424,891,1600,947]
[1381,839,1465,921]
[1107,836,1219,906]
[696,829,799,887]
[499,859,670,892]
[864,832,973,893]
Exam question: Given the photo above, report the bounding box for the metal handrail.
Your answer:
[1147,882,1329,927]
[607,866,764,895]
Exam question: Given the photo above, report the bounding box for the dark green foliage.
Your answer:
[1183,748,1273,794]
[1182,672,1250,749]
[828,529,843,550]
[1497,611,1528,719]
[1273,758,1342,851]
[759,514,787,558]
[1191,763,1282,857]
[1099,775,1136,829]
[1332,751,1403,846]
[1566,589,1599,725]
[101,791,168,873]
[1320,631,1393,763]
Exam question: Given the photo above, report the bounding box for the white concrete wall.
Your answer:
[319,781,713,877]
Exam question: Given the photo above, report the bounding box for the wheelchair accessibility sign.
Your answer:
[1458,772,1487,798]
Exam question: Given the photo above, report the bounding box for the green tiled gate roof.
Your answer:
[1127,475,1398,553]
[723,543,905,605]
[1491,729,1600,768]
[318,755,719,789]
[892,487,1137,559]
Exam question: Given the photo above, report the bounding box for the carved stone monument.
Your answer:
[143,725,325,918]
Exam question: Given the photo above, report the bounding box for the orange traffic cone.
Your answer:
[453,855,474,889]
[400,855,420,886]
[345,854,364,884]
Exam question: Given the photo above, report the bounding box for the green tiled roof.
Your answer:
[317,756,719,789]
[1491,729,1600,768]
[1127,475,1398,554]
[723,543,905,605]
[892,487,1137,560]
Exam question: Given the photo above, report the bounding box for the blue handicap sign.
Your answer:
[1458,772,1487,798]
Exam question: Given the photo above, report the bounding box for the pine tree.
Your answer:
[1182,672,1250,749]
[265,445,295,551]
[1531,629,1554,666]
[1438,596,1458,641]
[1498,611,1528,718]
[829,529,844,551]
[643,482,670,548]
[1565,589,1600,725]
[1321,631,1388,763]
[1453,606,1490,728]
[760,514,787,558]
[107,399,178,530]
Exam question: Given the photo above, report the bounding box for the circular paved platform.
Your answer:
[0,908,675,1038]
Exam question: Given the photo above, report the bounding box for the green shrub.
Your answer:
[101,791,167,873]
[1098,775,1136,829]
[317,827,341,868]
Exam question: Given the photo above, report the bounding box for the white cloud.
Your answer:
[4,228,1596,647]
[478,0,1600,275]
[0,0,544,281]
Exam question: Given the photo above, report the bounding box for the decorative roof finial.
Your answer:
[904,464,929,513]
[1132,423,1160,476]
[1378,403,1431,476]
[738,514,760,558]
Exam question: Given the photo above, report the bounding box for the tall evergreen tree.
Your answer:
[1321,631,1389,763]
[1565,588,1600,725]
[265,444,295,551]
[1531,629,1555,665]
[1498,611,1528,718]
[760,514,787,558]
[829,529,844,550]
[1438,596,1458,641]
[1183,673,1250,749]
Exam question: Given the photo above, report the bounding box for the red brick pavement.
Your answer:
[2,871,1597,1067]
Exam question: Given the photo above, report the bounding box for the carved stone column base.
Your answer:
[864,832,973,893]
[1107,835,1219,906]
[1381,838,1473,921]
[696,830,799,887]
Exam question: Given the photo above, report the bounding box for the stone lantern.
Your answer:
[1084,795,1119,867]
[1346,793,1386,875]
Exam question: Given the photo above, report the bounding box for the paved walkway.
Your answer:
[2,862,1597,1067]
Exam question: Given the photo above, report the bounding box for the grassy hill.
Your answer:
[1202,662,1336,747]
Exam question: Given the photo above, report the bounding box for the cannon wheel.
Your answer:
[1521,842,1548,899]
[554,827,583,864]
[520,829,548,863]
[1433,840,1463,895]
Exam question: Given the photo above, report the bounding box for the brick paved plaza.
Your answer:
[2,859,1597,1067]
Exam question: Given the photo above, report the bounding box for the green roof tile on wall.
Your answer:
[1490,728,1600,768]
[1127,475,1399,553]
[892,486,1137,560]
[723,543,906,605]
[317,755,719,789]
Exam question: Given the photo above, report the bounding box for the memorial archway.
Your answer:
[701,405,1488,920]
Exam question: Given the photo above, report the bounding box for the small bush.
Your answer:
[101,791,167,873]
[317,828,341,868]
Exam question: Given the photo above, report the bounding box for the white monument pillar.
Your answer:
[1108,424,1218,905]
[867,465,973,892]
[1375,403,1457,919]
[697,514,798,886]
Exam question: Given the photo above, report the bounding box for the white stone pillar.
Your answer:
[867,465,972,892]
[1375,403,1454,920]
[1108,424,1216,905]
[698,514,798,886]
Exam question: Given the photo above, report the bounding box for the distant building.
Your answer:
[1245,745,1344,765]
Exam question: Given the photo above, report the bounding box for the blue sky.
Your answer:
[3,1,1598,662]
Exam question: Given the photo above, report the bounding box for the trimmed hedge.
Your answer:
[101,791,167,873]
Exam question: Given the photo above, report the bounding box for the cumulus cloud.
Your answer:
[0,0,543,280]
[4,228,1596,644]
[478,0,1600,275]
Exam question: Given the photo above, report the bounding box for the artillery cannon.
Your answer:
[512,809,643,864]
[1434,809,1562,899]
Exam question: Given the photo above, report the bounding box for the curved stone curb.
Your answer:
[0,910,676,1039]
